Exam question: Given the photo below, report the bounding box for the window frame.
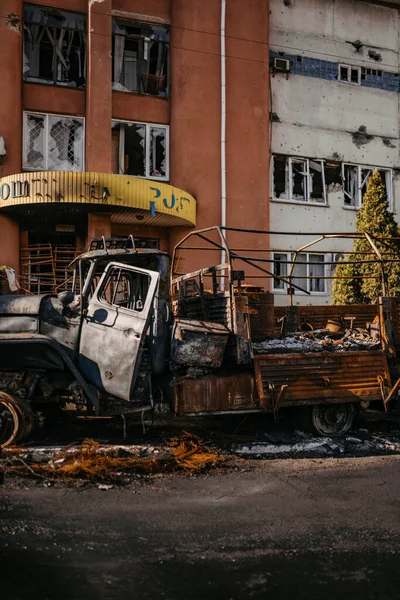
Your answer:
[272,252,327,295]
[342,163,393,210]
[97,265,152,315]
[112,18,169,97]
[23,4,87,88]
[112,119,170,182]
[23,111,85,172]
[338,64,361,85]
[272,155,327,204]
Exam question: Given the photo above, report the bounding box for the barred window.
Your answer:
[23,112,84,171]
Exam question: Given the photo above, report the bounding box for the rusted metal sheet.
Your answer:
[254,350,391,408]
[243,290,274,340]
[174,372,258,414]
[273,305,379,335]
[171,318,230,368]
[234,295,253,364]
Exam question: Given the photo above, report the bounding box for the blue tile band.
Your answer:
[270,50,400,93]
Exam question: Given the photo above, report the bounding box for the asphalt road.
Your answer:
[2,455,400,600]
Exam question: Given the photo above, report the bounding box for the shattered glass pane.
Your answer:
[309,254,325,292]
[47,116,84,171]
[309,160,325,202]
[340,66,349,81]
[23,5,86,87]
[351,68,360,84]
[273,254,288,290]
[124,123,146,177]
[112,19,169,97]
[149,127,167,178]
[324,162,342,188]
[291,253,307,291]
[273,156,288,199]
[292,160,307,200]
[343,165,358,207]
[24,114,45,169]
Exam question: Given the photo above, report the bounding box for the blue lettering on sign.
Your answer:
[150,186,191,217]
[163,193,175,209]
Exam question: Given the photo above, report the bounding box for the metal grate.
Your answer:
[48,116,83,170]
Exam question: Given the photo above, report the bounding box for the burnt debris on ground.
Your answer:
[0,433,230,486]
[2,410,400,488]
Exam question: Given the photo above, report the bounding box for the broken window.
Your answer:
[112,120,169,180]
[100,266,150,312]
[112,19,169,97]
[338,64,361,85]
[343,164,392,209]
[324,162,342,189]
[23,5,86,88]
[23,112,84,171]
[272,253,288,289]
[272,252,326,294]
[272,156,326,203]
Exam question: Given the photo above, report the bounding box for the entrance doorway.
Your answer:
[21,231,81,294]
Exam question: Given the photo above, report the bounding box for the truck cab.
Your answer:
[0,237,171,446]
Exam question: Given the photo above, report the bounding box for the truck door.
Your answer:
[79,262,159,403]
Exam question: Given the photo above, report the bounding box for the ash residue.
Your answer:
[253,331,380,355]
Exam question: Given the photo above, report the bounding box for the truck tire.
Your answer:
[0,392,20,448]
[302,403,355,437]
[13,397,35,442]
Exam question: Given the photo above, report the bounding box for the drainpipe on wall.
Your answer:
[220,0,227,287]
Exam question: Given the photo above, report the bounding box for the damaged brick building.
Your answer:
[0,0,269,293]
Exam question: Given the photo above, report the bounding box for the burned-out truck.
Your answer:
[0,228,399,446]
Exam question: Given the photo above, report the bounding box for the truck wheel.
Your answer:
[14,398,35,442]
[0,392,20,448]
[309,403,355,437]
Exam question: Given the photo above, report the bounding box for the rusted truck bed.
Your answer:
[254,350,390,410]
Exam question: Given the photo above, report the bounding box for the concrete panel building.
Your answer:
[269,0,400,305]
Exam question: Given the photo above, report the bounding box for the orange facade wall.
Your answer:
[112,93,169,124]
[28,0,87,12]
[225,0,270,287]
[169,0,223,270]
[23,84,85,117]
[1,1,23,178]
[113,0,171,22]
[169,0,270,279]
[86,0,112,173]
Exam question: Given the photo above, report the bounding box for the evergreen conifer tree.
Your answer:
[331,171,400,305]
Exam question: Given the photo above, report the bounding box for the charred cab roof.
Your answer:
[70,247,167,268]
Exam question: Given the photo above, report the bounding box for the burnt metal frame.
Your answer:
[172,227,400,306]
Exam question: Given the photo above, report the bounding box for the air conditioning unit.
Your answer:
[273,57,291,73]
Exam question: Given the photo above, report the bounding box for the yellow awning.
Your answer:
[0,172,196,227]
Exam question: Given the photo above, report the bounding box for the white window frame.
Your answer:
[112,119,169,181]
[23,111,85,172]
[338,64,361,85]
[342,163,393,210]
[272,252,327,295]
[272,155,327,204]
